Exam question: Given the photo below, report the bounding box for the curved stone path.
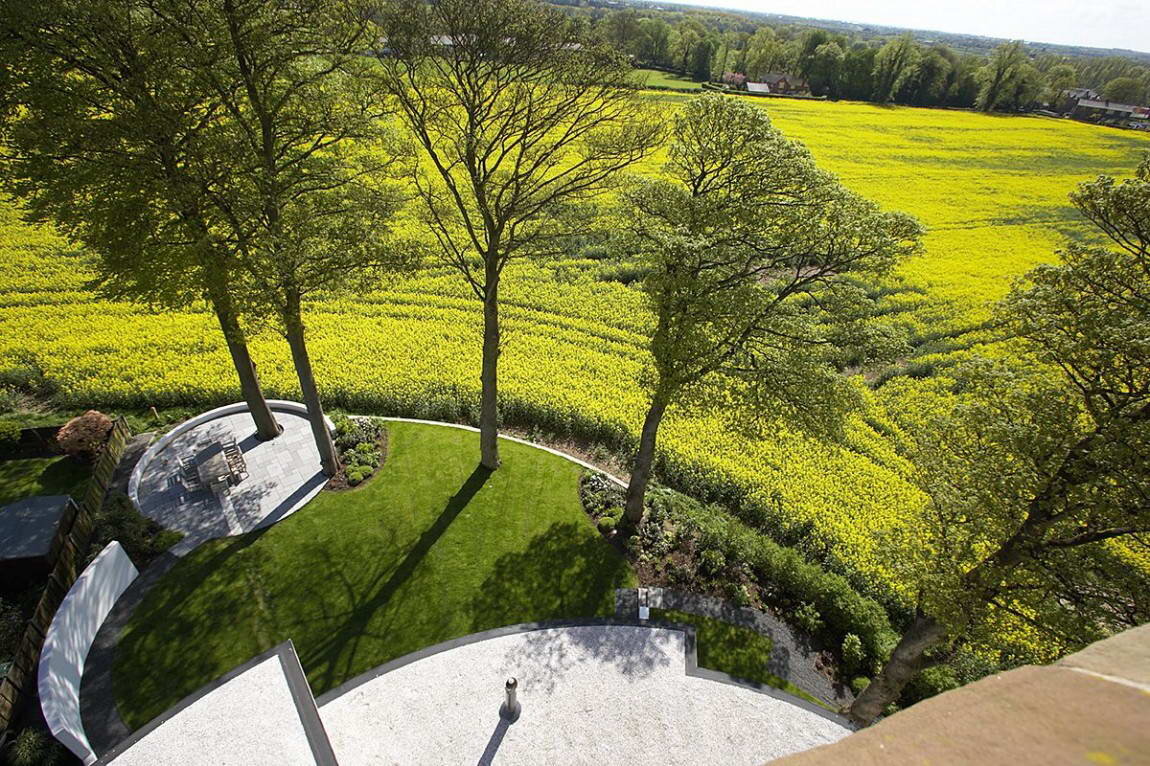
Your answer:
[619,587,855,709]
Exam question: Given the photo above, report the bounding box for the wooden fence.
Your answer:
[0,417,132,733]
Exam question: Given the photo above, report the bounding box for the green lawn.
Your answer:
[0,456,89,506]
[652,608,831,710]
[631,67,703,91]
[114,422,635,729]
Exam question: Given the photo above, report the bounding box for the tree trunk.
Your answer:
[848,612,949,727]
[206,284,281,441]
[282,297,340,477]
[479,280,501,470]
[624,391,670,526]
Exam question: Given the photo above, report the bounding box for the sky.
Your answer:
[672,0,1150,54]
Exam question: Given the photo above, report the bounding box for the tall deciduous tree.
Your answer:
[619,95,921,524]
[849,159,1150,726]
[0,0,282,440]
[1101,76,1147,105]
[872,35,921,103]
[375,0,661,470]
[976,40,1033,112]
[157,0,413,476]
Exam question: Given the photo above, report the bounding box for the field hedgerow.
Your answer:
[2,96,1149,638]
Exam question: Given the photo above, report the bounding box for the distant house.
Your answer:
[746,73,808,96]
[1065,87,1101,101]
[1070,98,1150,127]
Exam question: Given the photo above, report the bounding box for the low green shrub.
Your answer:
[793,601,823,634]
[699,548,726,577]
[851,676,870,695]
[841,633,865,676]
[726,582,753,607]
[6,728,63,766]
[333,417,388,486]
[597,516,616,535]
[87,493,183,569]
[0,598,24,662]
[0,420,19,449]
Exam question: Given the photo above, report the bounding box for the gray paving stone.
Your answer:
[135,408,329,551]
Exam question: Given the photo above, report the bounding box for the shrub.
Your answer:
[726,582,752,607]
[0,598,24,662]
[350,441,380,468]
[347,466,369,486]
[87,493,183,569]
[6,728,63,766]
[0,419,19,450]
[333,414,384,452]
[699,548,726,577]
[56,410,112,461]
[851,676,870,695]
[793,601,823,634]
[597,516,616,535]
[841,633,865,676]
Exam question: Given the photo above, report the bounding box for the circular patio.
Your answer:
[129,401,330,555]
[318,624,850,765]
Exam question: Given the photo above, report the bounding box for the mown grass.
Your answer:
[651,608,831,710]
[0,456,88,506]
[631,67,704,91]
[113,422,635,729]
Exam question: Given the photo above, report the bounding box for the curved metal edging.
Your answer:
[376,417,627,488]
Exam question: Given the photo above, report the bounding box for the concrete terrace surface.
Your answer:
[319,625,849,765]
[104,651,318,766]
[134,407,326,554]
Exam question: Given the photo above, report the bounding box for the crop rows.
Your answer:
[2,96,1149,638]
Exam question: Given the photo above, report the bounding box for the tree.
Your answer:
[849,158,1150,725]
[841,44,877,101]
[872,35,921,103]
[158,0,413,476]
[976,40,1030,112]
[1044,63,1078,105]
[807,41,845,99]
[619,95,922,524]
[0,0,282,441]
[1101,76,1146,104]
[745,27,789,81]
[376,0,661,470]
[636,18,671,67]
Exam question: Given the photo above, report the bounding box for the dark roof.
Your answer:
[0,495,72,561]
[1076,99,1142,114]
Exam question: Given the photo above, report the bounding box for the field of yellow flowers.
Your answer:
[2,95,1149,622]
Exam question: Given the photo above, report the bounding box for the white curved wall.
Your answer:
[39,542,139,765]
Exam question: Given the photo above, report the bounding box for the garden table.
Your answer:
[196,449,232,492]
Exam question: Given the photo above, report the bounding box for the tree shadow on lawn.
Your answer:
[115,521,286,728]
[297,464,493,693]
[467,521,641,693]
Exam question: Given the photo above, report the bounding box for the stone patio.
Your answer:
[318,625,850,765]
[132,404,328,555]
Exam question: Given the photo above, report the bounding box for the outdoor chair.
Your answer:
[176,455,202,492]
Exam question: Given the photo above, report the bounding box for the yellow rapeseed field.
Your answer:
[2,94,1148,626]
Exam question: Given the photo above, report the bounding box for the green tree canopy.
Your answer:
[850,157,1150,725]
[619,94,922,523]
